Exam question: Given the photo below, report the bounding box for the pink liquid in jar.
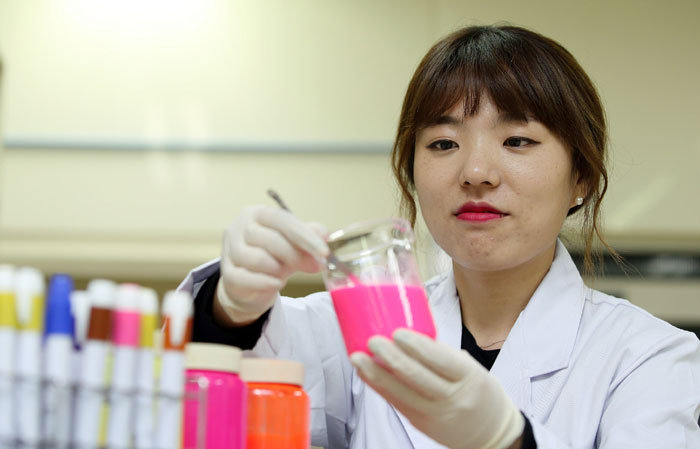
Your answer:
[330,284,436,354]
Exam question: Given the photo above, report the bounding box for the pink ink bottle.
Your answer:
[183,343,246,449]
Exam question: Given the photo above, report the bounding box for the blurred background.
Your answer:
[0,0,698,332]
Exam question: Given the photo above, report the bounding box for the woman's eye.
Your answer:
[427,139,457,151]
[504,136,537,147]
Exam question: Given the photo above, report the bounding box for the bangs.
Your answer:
[409,27,574,133]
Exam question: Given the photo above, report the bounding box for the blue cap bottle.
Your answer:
[45,274,74,337]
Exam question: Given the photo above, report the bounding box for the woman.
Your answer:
[180,25,700,448]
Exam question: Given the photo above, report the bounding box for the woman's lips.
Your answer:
[455,202,507,222]
[457,212,504,222]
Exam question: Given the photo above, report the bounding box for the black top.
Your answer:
[460,321,501,370]
[192,270,271,349]
[192,270,536,448]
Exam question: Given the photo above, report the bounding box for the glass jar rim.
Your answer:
[327,217,413,244]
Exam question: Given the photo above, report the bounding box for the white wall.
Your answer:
[0,0,432,145]
[1,0,699,283]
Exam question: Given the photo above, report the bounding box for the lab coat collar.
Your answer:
[427,271,463,350]
[428,240,586,376]
[498,240,586,376]
[490,240,586,412]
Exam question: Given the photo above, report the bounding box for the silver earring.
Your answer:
[575,197,584,206]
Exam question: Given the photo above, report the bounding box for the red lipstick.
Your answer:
[455,202,506,222]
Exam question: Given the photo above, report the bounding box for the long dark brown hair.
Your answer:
[391,25,617,276]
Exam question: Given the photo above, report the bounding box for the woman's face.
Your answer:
[413,96,584,274]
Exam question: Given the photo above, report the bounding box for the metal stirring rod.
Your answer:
[266,189,360,284]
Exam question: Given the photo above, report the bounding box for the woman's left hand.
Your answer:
[350,329,524,449]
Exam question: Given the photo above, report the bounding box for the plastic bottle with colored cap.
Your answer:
[155,290,193,449]
[107,283,142,449]
[183,342,247,449]
[14,267,45,447]
[134,287,159,449]
[72,278,116,448]
[42,273,75,448]
[0,265,17,446]
[241,359,310,449]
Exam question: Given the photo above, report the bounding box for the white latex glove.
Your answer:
[350,329,524,449]
[216,205,329,324]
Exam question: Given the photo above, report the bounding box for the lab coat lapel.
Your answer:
[490,240,587,414]
[427,270,462,350]
[394,271,462,449]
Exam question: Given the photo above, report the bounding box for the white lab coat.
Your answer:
[180,240,700,448]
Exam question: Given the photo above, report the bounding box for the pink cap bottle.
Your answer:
[183,343,246,449]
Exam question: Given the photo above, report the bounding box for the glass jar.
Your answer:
[322,217,436,354]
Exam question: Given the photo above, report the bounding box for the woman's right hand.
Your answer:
[214,205,329,326]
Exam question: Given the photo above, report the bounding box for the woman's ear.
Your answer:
[568,173,589,214]
[574,175,590,205]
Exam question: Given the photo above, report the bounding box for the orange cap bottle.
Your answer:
[241,359,310,449]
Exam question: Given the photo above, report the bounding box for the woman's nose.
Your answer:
[458,140,501,187]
